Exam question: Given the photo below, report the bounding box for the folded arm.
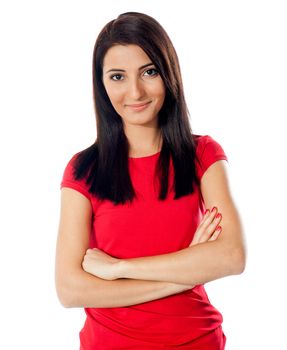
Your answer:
[55,188,194,308]
[116,160,246,285]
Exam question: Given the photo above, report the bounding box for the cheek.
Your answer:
[150,81,165,98]
[108,89,125,106]
[104,81,124,103]
[153,88,165,105]
[154,86,165,111]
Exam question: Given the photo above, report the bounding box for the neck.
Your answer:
[124,123,163,158]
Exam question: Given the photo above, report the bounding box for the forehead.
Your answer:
[103,44,152,69]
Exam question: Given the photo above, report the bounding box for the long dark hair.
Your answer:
[73,11,200,205]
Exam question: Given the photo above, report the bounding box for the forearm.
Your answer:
[58,269,193,308]
[118,239,245,285]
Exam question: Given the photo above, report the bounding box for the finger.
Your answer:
[208,226,222,241]
[199,207,218,229]
[202,212,222,237]
[197,213,222,243]
[195,210,213,234]
[190,213,210,245]
[190,208,222,246]
[190,210,217,245]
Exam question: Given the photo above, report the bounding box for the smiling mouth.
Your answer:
[127,102,151,111]
[127,101,152,108]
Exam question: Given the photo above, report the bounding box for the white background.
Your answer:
[1,1,286,349]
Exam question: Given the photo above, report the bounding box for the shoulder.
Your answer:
[193,134,228,181]
[63,151,81,169]
[60,151,91,201]
[61,151,83,185]
[193,134,224,153]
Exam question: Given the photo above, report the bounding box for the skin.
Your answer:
[82,44,246,284]
[82,160,246,285]
[56,186,222,308]
[102,44,165,157]
[82,207,224,281]
[55,44,246,308]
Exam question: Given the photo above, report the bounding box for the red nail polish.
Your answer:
[204,209,209,214]
[216,213,221,218]
[216,225,222,231]
[211,206,217,212]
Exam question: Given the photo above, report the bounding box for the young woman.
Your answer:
[55,11,246,350]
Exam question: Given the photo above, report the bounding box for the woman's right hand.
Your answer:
[172,207,223,292]
[189,207,222,246]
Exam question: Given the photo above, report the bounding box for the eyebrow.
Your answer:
[105,62,154,74]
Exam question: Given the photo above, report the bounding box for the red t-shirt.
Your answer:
[60,134,228,349]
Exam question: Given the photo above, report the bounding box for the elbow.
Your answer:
[59,294,75,309]
[56,284,75,308]
[230,247,246,275]
[55,274,79,308]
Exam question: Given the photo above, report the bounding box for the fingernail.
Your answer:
[216,225,222,231]
[204,209,210,214]
[211,206,217,212]
[216,213,221,218]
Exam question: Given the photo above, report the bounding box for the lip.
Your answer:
[127,101,152,111]
[127,101,151,107]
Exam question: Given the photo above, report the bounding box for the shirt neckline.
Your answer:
[128,150,161,160]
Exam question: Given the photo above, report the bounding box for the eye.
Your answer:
[109,68,159,82]
[144,68,158,77]
[110,74,123,81]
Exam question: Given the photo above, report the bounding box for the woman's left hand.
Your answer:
[82,248,120,280]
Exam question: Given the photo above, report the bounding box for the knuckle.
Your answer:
[201,219,211,229]
[200,231,211,241]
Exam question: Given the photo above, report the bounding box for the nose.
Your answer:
[128,77,146,100]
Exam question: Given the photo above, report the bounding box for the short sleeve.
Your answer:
[60,153,91,200]
[195,135,228,180]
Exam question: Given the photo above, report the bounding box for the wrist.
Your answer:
[114,259,130,279]
[169,283,195,293]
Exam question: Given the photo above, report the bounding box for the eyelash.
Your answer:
[109,68,159,81]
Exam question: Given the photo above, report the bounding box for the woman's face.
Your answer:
[102,44,166,129]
